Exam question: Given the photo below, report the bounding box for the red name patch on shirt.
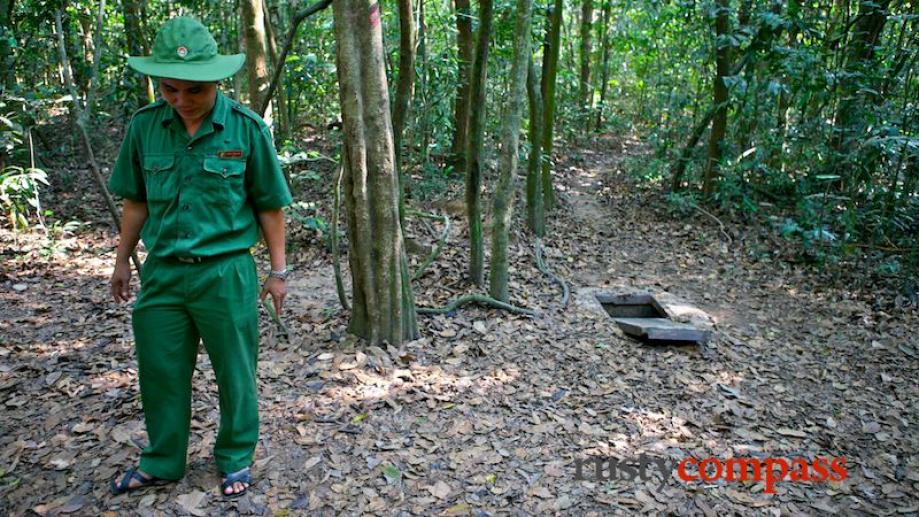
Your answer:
[218,150,244,159]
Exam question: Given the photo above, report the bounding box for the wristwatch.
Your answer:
[268,269,289,281]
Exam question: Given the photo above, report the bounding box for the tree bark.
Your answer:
[332,0,418,345]
[392,0,415,174]
[451,0,475,169]
[578,0,593,120]
[465,0,495,287]
[241,0,273,125]
[702,0,731,198]
[526,57,545,236]
[540,0,563,210]
[489,0,534,302]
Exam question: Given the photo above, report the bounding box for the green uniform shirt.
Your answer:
[108,91,292,259]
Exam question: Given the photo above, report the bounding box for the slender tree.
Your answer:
[465,0,495,286]
[594,0,611,130]
[451,0,475,169]
[489,0,534,302]
[526,57,545,236]
[540,0,563,209]
[578,0,593,120]
[262,1,288,138]
[332,0,418,345]
[392,0,415,173]
[702,0,731,198]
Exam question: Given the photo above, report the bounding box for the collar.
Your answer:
[160,91,228,130]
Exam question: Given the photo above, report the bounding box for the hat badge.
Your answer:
[176,46,188,58]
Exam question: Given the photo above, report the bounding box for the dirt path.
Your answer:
[1,137,916,516]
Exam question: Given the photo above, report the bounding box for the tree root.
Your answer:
[416,294,537,316]
[535,237,569,308]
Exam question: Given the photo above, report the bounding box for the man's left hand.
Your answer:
[260,277,287,314]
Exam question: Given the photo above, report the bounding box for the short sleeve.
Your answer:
[246,125,293,211]
[108,119,146,202]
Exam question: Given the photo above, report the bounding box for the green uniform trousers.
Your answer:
[132,250,259,480]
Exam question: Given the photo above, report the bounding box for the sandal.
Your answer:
[110,468,170,495]
[221,466,252,499]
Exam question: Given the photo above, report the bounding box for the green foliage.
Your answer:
[288,200,329,240]
[0,165,48,230]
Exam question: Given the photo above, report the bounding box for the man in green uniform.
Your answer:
[107,16,291,498]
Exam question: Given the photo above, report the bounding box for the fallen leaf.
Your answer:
[428,480,452,499]
[176,490,206,516]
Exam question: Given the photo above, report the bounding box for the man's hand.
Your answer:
[111,262,133,303]
[260,276,287,314]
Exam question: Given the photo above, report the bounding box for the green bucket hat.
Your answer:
[127,16,245,82]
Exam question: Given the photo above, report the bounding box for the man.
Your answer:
[107,16,291,498]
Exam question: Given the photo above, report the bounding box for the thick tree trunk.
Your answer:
[241,0,273,125]
[526,57,545,236]
[392,0,415,173]
[451,0,475,169]
[465,0,494,287]
[332,0,418,345]
[594,0,611,130]
[578,0,593,120]
[488,0,534,302]
[702,0,730,198]
[540,0,563,210]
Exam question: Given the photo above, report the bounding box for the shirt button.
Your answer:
[182,204,190,211]
[186,145,193,150]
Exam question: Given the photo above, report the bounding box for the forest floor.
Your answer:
[1,132,917,516]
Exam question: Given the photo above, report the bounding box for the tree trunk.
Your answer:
[392,0,415,173]
[578,0,593,121]
[702,0,730,198]
[451,0,475,170]
[0,0,13,90]
[831,0,891,157]
[332,0,418,345]
[263,0,288,139]
[465,0,494,287]
[121,0,151,109]
[241,0,273,125]
[540,0,563,210]
[594,0,611,131]
[526,57,545,236]
[417,0,431,165]
[489,0,534,302]
[83,0,106,122]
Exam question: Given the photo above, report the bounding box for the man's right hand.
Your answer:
[111,262,133,303]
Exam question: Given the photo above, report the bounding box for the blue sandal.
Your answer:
[110,468,169,495]
[221,467,252,499]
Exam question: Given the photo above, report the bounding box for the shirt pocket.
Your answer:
[142,153,177,202]
[202,156,247,205]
